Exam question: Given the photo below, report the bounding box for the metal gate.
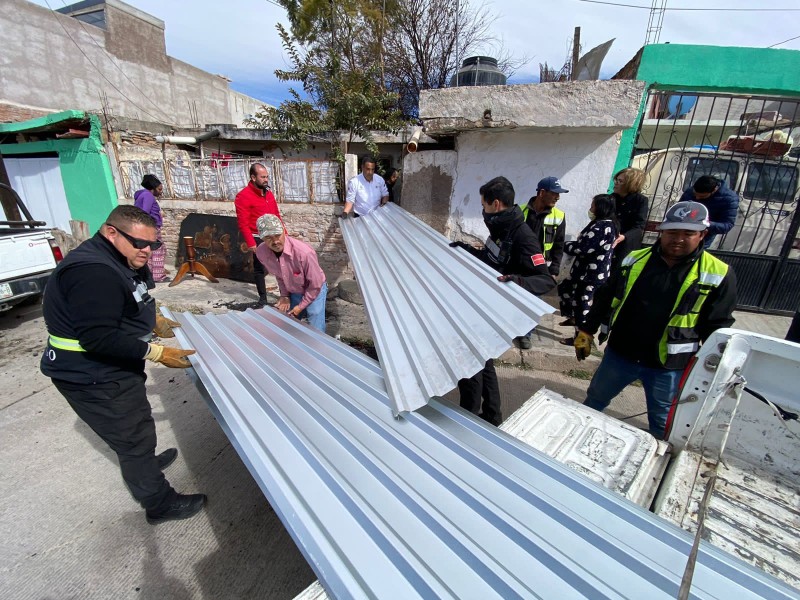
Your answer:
[630,90,800,314]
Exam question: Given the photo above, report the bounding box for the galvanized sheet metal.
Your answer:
[167,307,799,600]
[340,203,554,413]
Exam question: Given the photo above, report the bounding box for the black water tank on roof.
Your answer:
[449,56,507,87]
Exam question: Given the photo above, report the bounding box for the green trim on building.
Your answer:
[611,44,800,182]
[0,112,117,233]
[0,110,87,134]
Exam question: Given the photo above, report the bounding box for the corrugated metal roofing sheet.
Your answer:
[167,307,799,600]
[340,203,554,413]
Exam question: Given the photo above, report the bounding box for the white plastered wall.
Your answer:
[449,129,622,242]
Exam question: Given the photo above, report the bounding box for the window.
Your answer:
[744,163,798,204]
[682,157,738,192]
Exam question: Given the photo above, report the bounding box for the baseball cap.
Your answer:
[537,176,569,193]
[257,214,284,238]
[658,201,710,232]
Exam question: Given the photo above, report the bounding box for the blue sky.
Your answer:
[29,0,800,106]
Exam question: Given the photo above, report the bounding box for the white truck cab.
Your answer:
[0,181,63,311]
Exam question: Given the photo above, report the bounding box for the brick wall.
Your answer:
[158,200,352,284]
[0,102,51,123]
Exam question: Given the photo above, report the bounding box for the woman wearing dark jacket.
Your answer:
[558,194,618,343]
[611,167,649,271]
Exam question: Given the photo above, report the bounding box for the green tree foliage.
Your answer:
[247,0,522,156]
[246,4,404,160]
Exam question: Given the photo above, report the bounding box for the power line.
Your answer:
[42,0,175,126]
[578,0,800,10]
[57,0,174,122]
[768,34,800,48]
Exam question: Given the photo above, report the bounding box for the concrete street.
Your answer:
[0,277,792,600]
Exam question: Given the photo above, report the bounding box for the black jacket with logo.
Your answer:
[583,245,737,368]
[463,205,556,297]
[41,233,156,384]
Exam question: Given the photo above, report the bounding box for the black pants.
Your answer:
[253,237,267,298]
[53,372,176,513]
[458,359,502,426]
[787,310,800,343]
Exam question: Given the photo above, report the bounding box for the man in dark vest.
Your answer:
[41,205,206,524]
[522,176,567,280]
[450,176,556,424]
[574,201,737,439]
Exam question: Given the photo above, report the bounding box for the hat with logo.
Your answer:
[257,214,284,238]
[658,201,710,232]
[537,176,569,193]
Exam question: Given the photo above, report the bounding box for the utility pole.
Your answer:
[645,0,667,46]
[571,26,581,80]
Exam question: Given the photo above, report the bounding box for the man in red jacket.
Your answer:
[235,163,282,305]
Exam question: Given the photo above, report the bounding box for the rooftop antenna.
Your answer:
[645,0,667,46]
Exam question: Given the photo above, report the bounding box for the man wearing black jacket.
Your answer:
[573,201,737,439]
[41,205,206,524]
[451,176,555,425]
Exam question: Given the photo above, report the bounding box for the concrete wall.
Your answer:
[613,44,800,175]
[420,81,645,135]
[0,0,265,126]
[401,151,457,233]
[448,130,621,242]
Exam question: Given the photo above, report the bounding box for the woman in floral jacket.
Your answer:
[558,194,618,345]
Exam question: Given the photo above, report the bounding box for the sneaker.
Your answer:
[516,336,532,350]
[146,494,207,525]
[156,448,178,471]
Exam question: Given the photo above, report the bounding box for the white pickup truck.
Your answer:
[0,182,63,311]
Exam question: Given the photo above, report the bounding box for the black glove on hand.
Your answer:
[341,211,354,220]
[497,274,522,285]
[449,240,469,250]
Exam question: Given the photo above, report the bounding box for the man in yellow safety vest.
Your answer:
[522,176,568,281]
[573,201,737,439]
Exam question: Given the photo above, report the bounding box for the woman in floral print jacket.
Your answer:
[558,194,619,345]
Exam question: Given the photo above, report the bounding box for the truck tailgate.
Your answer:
[0,231,56,281]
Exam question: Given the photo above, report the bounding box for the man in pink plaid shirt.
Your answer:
[254,214,328,333]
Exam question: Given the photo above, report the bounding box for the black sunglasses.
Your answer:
[110,225,163,250]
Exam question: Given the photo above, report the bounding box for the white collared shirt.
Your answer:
[346,173,389,215]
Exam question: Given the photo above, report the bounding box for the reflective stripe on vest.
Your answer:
[521,205,564,260]
[48,335,86,352]
[609,248,729,368]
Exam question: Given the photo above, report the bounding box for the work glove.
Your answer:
[574,331,593,361]
[153,315,181,338]
[497,274,523,285]
[449,240,470,251]
[145,344,196,368]
[341,211,354,220]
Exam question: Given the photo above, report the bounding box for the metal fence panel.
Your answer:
[120,158,342,203]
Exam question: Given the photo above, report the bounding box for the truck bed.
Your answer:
[655,451,800,589]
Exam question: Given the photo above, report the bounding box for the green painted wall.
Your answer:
[611,44,800,179]
[0,113,118,233]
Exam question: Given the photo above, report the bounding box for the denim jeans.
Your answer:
[289,282,328,333]
[583,346,682,439]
